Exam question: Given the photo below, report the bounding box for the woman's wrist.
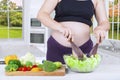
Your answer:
[94,26,106,32]
[55,23,63,32]
[97,21,110,31]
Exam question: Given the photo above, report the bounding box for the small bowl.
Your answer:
[63,54,102,73]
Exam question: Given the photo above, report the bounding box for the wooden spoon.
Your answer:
[70,41,84,60]
[87,36,101,57]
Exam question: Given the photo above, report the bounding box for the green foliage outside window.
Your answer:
[0,0,22,38]
[0,0,22,27]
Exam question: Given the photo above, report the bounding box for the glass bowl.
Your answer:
[63,54,102,73]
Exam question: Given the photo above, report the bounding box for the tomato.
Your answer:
[17,67,22,71]
[17,66,32,71]
[27,67,31,71]
[21,66,28,71]
[32,65,38,68]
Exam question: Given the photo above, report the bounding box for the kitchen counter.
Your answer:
[1,52,120,80]
[0,39,120,80]
[0,64,120,80]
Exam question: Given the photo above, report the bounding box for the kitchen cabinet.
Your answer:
[24,0,51,53]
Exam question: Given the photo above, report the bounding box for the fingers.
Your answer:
[67,28,72,41]
[63,29,68,38]
[58,26,73,41]
[100,31,106,43]
[96,34,100,44]
[94,30,106,44]
[63,28,73,41]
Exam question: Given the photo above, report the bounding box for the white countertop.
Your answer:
[0,42,120,80]
[0,64,120,80]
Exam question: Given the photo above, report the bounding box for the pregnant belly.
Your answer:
[51,22,91,47]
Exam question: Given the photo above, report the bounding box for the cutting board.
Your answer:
[5,66,66,76]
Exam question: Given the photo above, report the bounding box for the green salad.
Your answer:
[64,54,101,72]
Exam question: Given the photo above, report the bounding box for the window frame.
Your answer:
[0,0,30,45]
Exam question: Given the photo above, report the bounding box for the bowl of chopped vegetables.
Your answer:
[63,54,102,73]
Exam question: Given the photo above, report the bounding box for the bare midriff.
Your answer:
[51,22,91,47]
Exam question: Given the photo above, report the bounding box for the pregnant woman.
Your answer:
[37,0,110,63]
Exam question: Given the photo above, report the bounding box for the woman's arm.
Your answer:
[94,0,110,43]
[37,0,72,41]
[37,0,62,31]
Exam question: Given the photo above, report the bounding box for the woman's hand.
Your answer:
[57,26,73,41]
[93,26,107,44]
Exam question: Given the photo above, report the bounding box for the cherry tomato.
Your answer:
[32,65,38,68]
[27,67,31,71]
[22,66,28,71]
[17,67,22,71]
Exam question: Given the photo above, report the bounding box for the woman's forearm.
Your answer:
[95,21,110,31]
[37,12,62,31]
[97,20,110,31]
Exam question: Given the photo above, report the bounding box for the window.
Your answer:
[0,0,23,40]
[109,0,120,40]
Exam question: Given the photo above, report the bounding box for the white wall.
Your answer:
[30,0,44,18]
